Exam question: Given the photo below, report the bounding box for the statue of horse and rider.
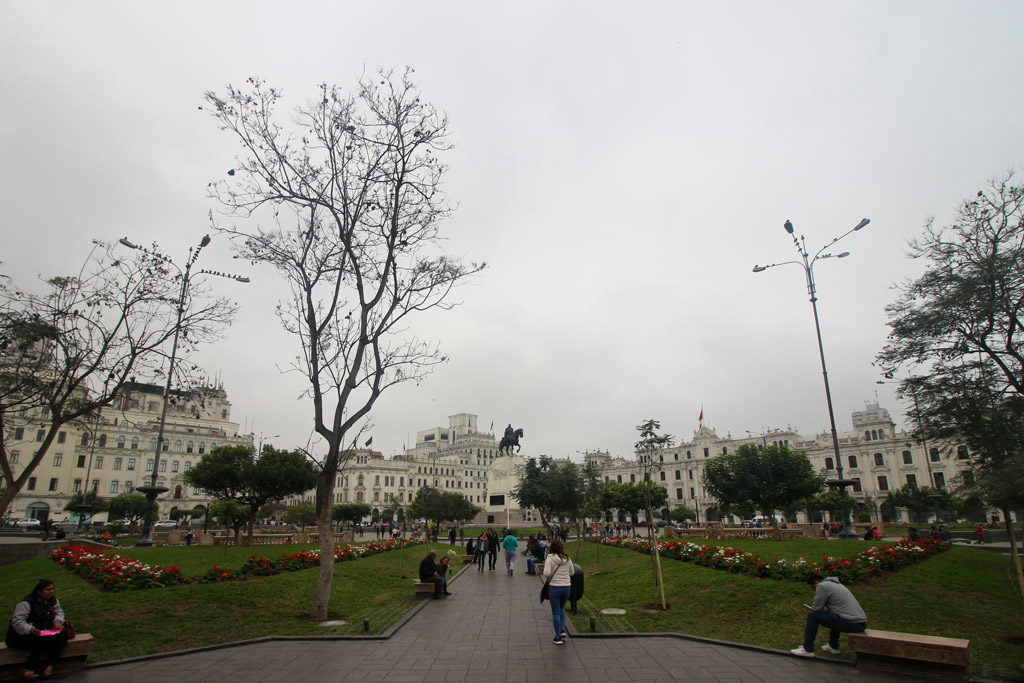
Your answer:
[498,423,524,456]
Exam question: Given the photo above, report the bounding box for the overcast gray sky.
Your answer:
[2,2,1023,461]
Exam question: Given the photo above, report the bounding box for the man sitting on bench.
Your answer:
[419,549,445,599]
[791,572,867,657]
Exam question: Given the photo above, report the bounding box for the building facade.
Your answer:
[4,381,251,523]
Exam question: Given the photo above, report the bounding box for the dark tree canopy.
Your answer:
[184,444,317,543]
[511,456,584,531]
[702,444,825,522]
[332,502,372,528]
[108,493,158,526]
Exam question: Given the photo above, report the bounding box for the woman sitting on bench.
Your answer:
[5,579,71,680]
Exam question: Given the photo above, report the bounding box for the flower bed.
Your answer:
[598,536,949,584]
[50,545,187,591]
[207,537,423,582]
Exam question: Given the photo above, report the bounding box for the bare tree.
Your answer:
[0,243,236,516]
[205,68,484,619]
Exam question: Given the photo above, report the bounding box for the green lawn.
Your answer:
[0,541,460,662]
[2,538,1020,678]
[569,539,1024,680]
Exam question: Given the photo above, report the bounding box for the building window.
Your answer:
[110,481,119,494]
[146,459,154,472]
[687,450,692,459]
[131,437,139,450]
[117,436,125,448]
[873,453,885,467]
[26,476,36,490]
[80,432,89,446]
[956,446,969,460]
[703,447,709,458]
[162,440,169,452]
[98,434,107,447]
[905,473,917,487]
[630,474,636,483]
[198,442,205,454]
[375,475,380,485]
[187,441,194,453]
[674,470,681,480]
[356,492,364,502]
[125,481,133,493]
[174,441,182,452]
[14,427,24,440]
[57,431,66,444]
[95,456,103,470]
[933,472,945,488]
[159,460,167,472]
[172,461,179,473]
[929,447,940,462]
[825,457,834,470]
[722,446,728,454]
[127,458,136,471]
[113,457,123,471]
[902,450,913,464]
[848,455,858,469]
[73,479,82,493]
[48,478,58,491]
[851,478,862,493]
[616,475,622,483]
[878,428,885,438]
[877,475,889,491]
[864,430,871,440]
[9,450,18,464]
[77,455,86,468]
[676,488,683,500]
[52,453,62,467]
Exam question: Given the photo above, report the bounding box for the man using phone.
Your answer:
[791,572,867,657]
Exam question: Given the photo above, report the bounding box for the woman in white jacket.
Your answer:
[542,539,574,645]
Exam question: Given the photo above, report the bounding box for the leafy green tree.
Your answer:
[332,503,372,530]
[283,503,317,527]
[877,171,1024,594]
[408,486,480,542]
[512,456,584,532]
[668,505,696,524]
[107,493,157,527]
[880,485,960,524]
[63,490,108,525]
[635,419,674,610]
[210,499,250,544]
[184,444,318,544]
[703,444,825,523]
[807,490,857,523]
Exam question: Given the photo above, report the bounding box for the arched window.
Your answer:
[98,434,107,448]
[198,442,205,454]
[131,437,139,450]
[174,485,183,499]
[174,440,182,452]
[186,441,194,453]
[80,432,90,446]
[116,436,125,448]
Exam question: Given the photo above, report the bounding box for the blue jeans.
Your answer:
[803,611,866,651]
[475,550,486,569]
[549,585,571,637]
[527,557,538,574]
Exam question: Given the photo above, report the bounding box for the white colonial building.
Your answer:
[3,381,251,523]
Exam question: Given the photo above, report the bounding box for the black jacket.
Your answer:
[419,556,438,582]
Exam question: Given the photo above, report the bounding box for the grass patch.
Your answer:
[570,540,1024,679]
[0,542,462,663]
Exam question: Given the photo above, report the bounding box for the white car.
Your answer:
[153,520,178,529]
[17,518,41,528]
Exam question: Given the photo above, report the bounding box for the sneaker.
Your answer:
[552,637,564,645]
[820,644,840,655]
[790,646,814,658]
[559,630,568,639]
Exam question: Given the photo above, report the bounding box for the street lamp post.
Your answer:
[118,235,248,547]
[753,217,869,540]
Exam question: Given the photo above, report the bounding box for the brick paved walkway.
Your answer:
[67,558,907,682]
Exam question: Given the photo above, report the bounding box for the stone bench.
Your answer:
[461,554,474,563]
[413,581,435,597]
[848,629,970,680]
[0,633,95,681]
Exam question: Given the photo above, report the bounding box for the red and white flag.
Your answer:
[698,407,704,428]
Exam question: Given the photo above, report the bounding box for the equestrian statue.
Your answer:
[498,423,524,456]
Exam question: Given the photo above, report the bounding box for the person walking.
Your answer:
[475,531,488,572]
[501,529,519,576]
[448,526,456,546]
[486,528,498,571]
[542,539,575,645]
[791,572,867,657]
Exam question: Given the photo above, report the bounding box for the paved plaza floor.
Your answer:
[67,556,911,682]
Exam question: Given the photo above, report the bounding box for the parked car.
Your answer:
[153,520,178,529]
[17,518,41,528]
[655,521,670,527]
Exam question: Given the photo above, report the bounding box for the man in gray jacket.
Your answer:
[791,573,867,657]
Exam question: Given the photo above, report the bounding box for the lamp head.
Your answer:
[836,251,850,258]
[118,238,138,249]
[752,265,767,273]
[854,218,870,231]
[199,235,211,248]
[784,220,794,234]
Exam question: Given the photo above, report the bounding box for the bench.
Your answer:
[462,554,474,564]
[848,629,970,680]
[0,633,95,681]
[413,581,436,597]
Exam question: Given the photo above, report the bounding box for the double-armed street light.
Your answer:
[118,234,249,547]
[753,217,869,539]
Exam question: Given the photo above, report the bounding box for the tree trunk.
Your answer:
[1002,508,1024,604]
[646,505,667,609]
[313,470,337,621]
